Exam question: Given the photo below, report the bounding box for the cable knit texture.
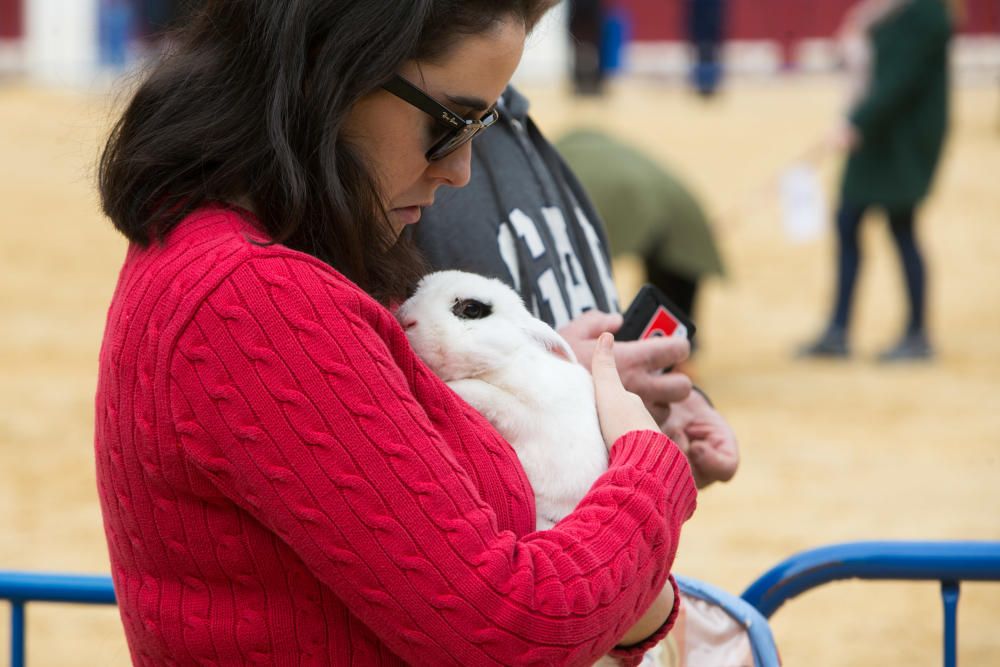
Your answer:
[94,205,697,666]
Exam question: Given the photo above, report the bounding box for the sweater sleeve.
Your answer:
[168,254,696,666]
[609,575,681,666]
[849,2,950,140]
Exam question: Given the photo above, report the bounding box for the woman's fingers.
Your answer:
[592,333,660,451]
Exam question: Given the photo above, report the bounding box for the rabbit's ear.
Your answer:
[521,316,577,364]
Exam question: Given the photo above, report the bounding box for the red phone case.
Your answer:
[614,284,696,342]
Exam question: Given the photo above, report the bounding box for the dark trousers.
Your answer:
[137,0,191,37]
[644,260,697,320]
[687,0,725,50]
[831,203,927,335]
[568,0,605,94]
[686,0,726,95]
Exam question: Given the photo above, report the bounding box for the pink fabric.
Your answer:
[95,205,697,666]
[659,592,757,667]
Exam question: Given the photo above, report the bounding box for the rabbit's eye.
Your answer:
[452,299,492,320]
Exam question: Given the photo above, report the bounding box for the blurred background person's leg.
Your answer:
[799,203,865,358]
[135,0,194,50]
[879,206,932,361]
[686,0,726,97]
[568,0,604,95]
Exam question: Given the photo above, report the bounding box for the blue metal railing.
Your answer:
[4,541,1000,666]
[740,541,1000,667]
[0,571,116,667]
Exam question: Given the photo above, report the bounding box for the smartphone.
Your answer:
[615,284,696,343]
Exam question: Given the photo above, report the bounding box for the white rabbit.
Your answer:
[399,270,647,667]
[397,270,609,531]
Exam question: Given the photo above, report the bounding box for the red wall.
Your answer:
[0,0,22,39]
[617,0,1000,40]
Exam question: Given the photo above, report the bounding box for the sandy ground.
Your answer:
[1,73,998,666]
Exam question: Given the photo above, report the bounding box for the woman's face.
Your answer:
[343,17,527,237]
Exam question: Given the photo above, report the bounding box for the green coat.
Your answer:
[842,0,952,209]
[555,129,725,281]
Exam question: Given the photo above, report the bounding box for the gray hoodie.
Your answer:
[413,86,620,330]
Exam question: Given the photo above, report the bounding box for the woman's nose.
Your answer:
[428,141,473,188]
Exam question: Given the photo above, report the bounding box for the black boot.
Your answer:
[876,331,933,363]
[797,326,849,359]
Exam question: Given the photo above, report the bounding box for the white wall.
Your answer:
[18,1,570,88]
[25,0,100,85]
[512,1,570,86]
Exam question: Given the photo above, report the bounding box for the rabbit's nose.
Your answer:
[402,319,418,331]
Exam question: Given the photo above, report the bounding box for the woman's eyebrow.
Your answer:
[445,93,490,112]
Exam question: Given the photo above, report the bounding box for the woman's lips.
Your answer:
[392,206,422,226]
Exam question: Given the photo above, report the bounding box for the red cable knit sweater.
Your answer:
[94,206,697,666]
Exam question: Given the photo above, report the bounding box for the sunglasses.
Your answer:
[382,75,500,162]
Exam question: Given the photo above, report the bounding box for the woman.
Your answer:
[800,0,952,361]
[95,2,697,665]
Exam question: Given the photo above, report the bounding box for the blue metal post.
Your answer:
[11,600,25,667]
[941,581,959,667]
[741,541,1000,618]
[1,571,117,666]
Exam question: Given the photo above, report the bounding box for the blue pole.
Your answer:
[0,572,117,604]
[1,572,117,667]
[741,541,1000,618]
[941,581,959,667]
[11,600,25,667]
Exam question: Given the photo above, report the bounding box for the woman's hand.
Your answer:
[560,311,692,424]
[828,120,861,152]
[615,580,675,648]
[591,332,661,451]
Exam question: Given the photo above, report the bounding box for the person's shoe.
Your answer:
[876,332,934,363]
[796,327,849,359]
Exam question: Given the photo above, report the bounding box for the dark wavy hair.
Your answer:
[99,0,550,302]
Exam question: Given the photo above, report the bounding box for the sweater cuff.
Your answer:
[608,575,682,665]
[609,430,697,523]
[609,429,683,473]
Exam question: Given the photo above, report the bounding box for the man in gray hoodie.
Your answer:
[415,85,738,489]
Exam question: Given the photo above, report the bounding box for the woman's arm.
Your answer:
[170,253,696,666]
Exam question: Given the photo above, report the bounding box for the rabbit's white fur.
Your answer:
[397,270,609,531]
[400,271,632,667]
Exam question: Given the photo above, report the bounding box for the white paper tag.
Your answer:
[779,164,826,244]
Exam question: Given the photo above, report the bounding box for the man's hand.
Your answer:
[561,311,738,487]
[662,389,739,489]
[559,311,692,423]
[827,120,861,152]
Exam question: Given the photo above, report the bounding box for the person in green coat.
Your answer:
[554,128,726,342]
[800,0,953,361]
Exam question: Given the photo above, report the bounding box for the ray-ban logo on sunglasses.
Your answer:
[440,112,460,127]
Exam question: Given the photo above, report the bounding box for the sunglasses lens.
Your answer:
[426,109,499,161]
[428,126,477,161]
